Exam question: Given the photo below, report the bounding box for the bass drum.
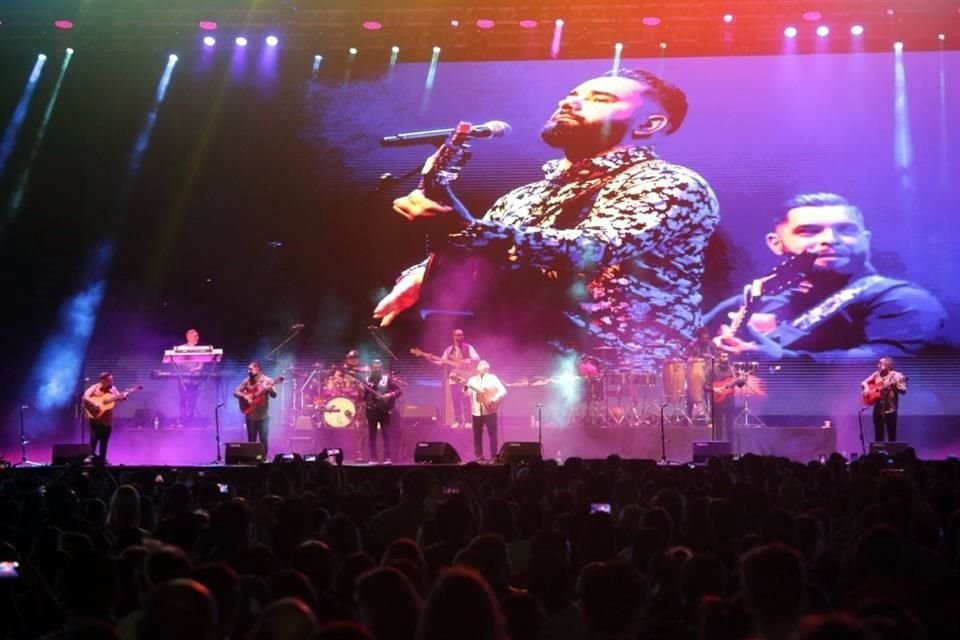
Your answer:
[322,395,357,428]
[687,358,707,403]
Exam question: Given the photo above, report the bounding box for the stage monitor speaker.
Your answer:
[414,441,460,464]
[402,405,439,427]
[52,443,93,465]
[497,441,543,465]
[692,440,732,464]
[225,442,266,465]
[869,441,910,456]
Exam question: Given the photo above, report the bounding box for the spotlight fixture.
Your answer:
[816,25,830,37]
[65,47,74,54]
[235,36,248,47]
[555,19,565,27]
[642,17,661,27]
[802,11,823,21]
[391,45,400,53]
[203,36,216,47]
[851,25,864,36]
[362,21,382,31]
[169,54,178,62]
[54,20,74,30]
[198,21,217,31]
[519,19,538,29]
[784,26,798,38]
[349,47,358,55]
[265,35,278,46]
[723,14,735,24]
[893,41,903,51]
[476,19,495,29]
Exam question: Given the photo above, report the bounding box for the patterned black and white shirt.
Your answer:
[448,146,719,367]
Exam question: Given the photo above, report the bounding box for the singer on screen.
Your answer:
[374,69,719,365]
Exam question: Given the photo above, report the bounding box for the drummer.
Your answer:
[683,328,719,420]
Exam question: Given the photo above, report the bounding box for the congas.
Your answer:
[322,395,357,428]
[662,359,686,400]
[687,358,707,403]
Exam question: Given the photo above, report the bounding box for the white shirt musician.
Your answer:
[465,361,507,462]
[177,328,205,421]
[860,356,907,442]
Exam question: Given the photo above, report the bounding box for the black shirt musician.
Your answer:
[861,356,907,442]
[361,359,402,464]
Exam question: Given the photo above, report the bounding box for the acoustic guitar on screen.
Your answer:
[726,251,818,339]
[449,374,501,413]
[84,386,143,420]
[237,377,285,416]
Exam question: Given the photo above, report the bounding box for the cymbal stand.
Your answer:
[734,373,767,427]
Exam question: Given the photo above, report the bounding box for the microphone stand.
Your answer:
[857,406,868,456]
[658,402,670,465]
[537,403,543,458]
[15,406,41,467]
[213,403,224,464]
[264,325,303,429]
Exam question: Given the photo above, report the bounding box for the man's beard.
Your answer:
[540,118,629,153]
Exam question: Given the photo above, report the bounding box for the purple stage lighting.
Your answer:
[784,26,798,38]
[265,35,279,46]
[851,25,864,36]
[803,11,822,22]
[723,14,735,24]
[642,17,661,27]
[203,36,216,47]
[54,20,74,30]
[816,25,830,37]
[198,21,217,31]
[476,19,495,30]
[235,36,248,47]
[362,21,382,31]
[450,19,460,28]
[519,19,538,29]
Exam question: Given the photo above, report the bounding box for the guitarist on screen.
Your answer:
[234,361,278,456]
[359,359,403,464]
[455,360,506,462]
[83,371,138,463]
[860,357,907,442]
[708,193,946,361]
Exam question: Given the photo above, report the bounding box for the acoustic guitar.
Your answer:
[449,374,501,413]
[237,377,284,416]
[862,374,906,406]
[84,385,143,420]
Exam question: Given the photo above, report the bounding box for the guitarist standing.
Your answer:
[360,359,402,464]
[465,361,507,462]
[440,329,480,428]
[234,361,276,456]
[83,371,130,462]
[861,357,907,442]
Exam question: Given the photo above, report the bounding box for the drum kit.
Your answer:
[293,362,371,429]
[572,347,763,427]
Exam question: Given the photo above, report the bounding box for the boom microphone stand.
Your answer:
[857,406,868,456]
[14,405,42,467]
[212,402,224,464]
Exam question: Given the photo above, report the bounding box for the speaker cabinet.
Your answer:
[51,443,93,465]
[225,442,266,465]
[402,405,440,427]
[868,441,909,456]
[413,441,461,464]
[692,440,732,463]
[496,441,542,465]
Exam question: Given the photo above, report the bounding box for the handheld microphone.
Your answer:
[291,323,305,330]
[381,120,511,146]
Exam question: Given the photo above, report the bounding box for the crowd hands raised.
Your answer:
[1,450,959,640]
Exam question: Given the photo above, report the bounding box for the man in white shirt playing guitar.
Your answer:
[455,360,506,462]
[83,371,139,463]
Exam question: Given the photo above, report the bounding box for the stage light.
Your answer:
[519,19,538,29]
[54,20,73,30]
[432,46,441,53]
[391,45,400,53]
[203,36,216,47]
[938,34,946,41]
[886,8,895,17]
[555,19,564,27]
[723,14,735,24]
[265,35,278,46]
[450,19,460,28]
[659,42,668,49]
[614,42,623,52]
[362,21,382,31]
[803,11,822,21]
[235,36,248,47]
[476,19,495,30]
[38,53,47,61]
[314,54,323,62]
[784,26,798,38]
[816,25,830,37]
[169,54,178,62]
[642,17,661,27]
[198,21,217,31]
[851,25,864,36]
[893,41,903,51]
[349,47,358,55]
[65,48,74,55]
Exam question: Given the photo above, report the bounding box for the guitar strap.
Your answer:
[769,275,893,346]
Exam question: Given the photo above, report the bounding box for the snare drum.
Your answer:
[687,358,707,403]
[662,359,686,400]
[322,394,357,428]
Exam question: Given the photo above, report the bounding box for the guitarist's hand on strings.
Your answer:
[393,188,452,221]
[373,261,427,327]
[716,316,784,360]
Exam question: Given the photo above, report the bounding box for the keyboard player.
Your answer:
[176,329,204,423]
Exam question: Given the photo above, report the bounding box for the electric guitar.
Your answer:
[345,371,400,412]
[410,347,477,377]
[862,374,906,406]
[449,374,502,413]
[726,252,818,339]
[84,385,143,420]
[237,377,284,416]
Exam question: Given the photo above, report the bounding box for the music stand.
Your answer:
[734,365,766,427]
